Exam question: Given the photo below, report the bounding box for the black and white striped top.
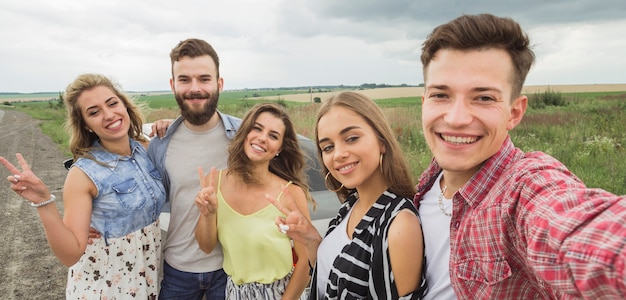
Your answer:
[311,190,428,299]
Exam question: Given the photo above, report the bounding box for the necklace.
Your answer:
[438,185,452,217]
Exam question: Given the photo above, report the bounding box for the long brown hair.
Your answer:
[227,103,315,206]
[315,92,416,201]
[64,73,146,160]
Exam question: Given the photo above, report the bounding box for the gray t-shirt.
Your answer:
[163,121,230,272]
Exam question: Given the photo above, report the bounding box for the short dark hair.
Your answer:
[170,38,220,78]
[421,14,535,97]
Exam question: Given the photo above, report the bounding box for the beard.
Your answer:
[174,90,219,125]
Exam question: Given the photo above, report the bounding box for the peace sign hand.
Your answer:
[0,153,51,205]
[195,167,218,216]
[268,188,322,247]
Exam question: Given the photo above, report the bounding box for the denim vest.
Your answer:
[73,139,166,245]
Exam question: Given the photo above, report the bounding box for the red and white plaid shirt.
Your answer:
[414,136,626,299]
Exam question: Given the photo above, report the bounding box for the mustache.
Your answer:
[183,92,210,100]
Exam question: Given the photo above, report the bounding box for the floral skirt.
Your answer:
[66,220,161,299]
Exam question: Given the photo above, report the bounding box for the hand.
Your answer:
[87,227,101,244]
[268,187,322,247]
[0,153,51,205]
[195,167,218,217]
[148,119,173,138]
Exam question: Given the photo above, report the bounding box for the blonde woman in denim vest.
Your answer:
[0,73,166,299]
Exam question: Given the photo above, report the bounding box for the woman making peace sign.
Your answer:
[194,103,315,299]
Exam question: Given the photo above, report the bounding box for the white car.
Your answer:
[63,123,340,236]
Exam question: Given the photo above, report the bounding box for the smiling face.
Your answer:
[78,85,131,146]
[244,111,285,164]
[171,55,223,125]
[421,48,527,179]
[317,106,385,191]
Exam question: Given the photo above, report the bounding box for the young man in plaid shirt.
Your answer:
[415,13,626,299]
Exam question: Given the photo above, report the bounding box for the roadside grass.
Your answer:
[10,91,626,194]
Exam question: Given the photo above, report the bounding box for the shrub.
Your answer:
[529,88,567,109]
[313,97,321,103]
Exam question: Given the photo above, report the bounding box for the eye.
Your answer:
[108,100,119,107]
[476,95,496,102]
[88,110,99,116]
[320,144,334,153]
[252,125,262,132]
[269,133,279,140]
[429,93,448,100]
[345,135,359,143]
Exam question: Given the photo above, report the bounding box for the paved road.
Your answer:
[0,109,67,299]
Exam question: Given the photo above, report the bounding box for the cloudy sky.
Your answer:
[1,0,625,93]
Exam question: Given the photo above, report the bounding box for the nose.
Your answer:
[332,144,349,162]
[102,107,115,120]
[443,97,472,127]
[190,78,201,92]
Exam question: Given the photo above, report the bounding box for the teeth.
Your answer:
[338,163,356,172]
[107,120,121,129]
[441,134,477,144]
[251,144,265,152]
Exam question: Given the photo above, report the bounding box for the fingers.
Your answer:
[279,223,290,234]
[208,167,216,191]
[88,227,101,239]
[1,154,29,184]
[15,153,31,173]
[267,193,291,215]
[150,119,172,138]
[0,155,20,175]
[198,167,206,188]
[149,122,158,138]
[197,166,217,190]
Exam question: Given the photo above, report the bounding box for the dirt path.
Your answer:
[0,109,68,299]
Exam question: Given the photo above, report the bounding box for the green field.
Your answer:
[7,90,626,194]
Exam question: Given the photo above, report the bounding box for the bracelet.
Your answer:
[30,194,56,208]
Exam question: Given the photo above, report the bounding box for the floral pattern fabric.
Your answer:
[66,220,161,299]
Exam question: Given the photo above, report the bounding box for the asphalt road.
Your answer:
[0,108,67,299]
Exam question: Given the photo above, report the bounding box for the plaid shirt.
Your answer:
[414,136,626,299]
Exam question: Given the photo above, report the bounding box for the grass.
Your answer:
[10,91,626,194]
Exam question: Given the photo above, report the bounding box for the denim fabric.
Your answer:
[73,138,166,244]
[159,260,227,300]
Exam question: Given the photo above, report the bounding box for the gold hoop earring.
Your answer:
[379,153,384,175]
[324,172,344,192]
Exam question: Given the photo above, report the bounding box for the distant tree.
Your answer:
[313,97,321,103]
[57,91,64,108]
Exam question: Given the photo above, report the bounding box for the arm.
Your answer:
[518,167,626,298]
[148,119,174,138]
[56,167,95,265]
[194,167,219,253]
[269,190,323,266]
[388,209,424,297]
[1,154,92,266]
[282,185,314,300]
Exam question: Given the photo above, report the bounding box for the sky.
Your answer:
[1,0,625,93]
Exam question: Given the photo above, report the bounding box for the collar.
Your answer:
[415,136,523,208]
[90,138,141,169]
